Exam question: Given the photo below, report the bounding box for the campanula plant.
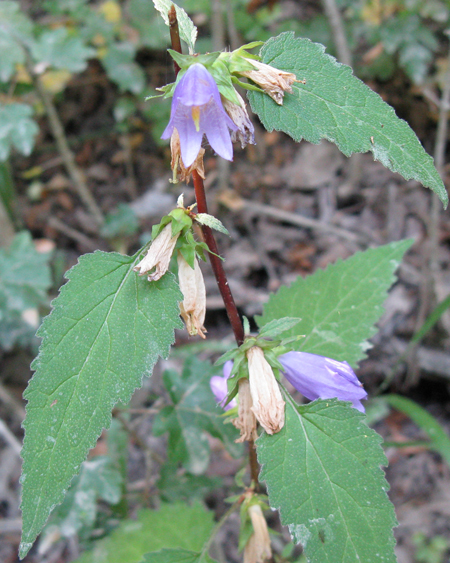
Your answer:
[19,2,448,562]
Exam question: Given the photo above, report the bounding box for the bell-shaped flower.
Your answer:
[161,63,238,167]
[247,346,285,435]
[177,253,207,338]
[210,361,237,411]
[280,351,367,412]
[133,223,179,281]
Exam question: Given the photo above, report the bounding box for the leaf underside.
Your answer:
[257,239,413,368]
[248,33,448,207]
[257,393,398,563]
[20,251,183,558]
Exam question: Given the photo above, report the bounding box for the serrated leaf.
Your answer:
[140,548,217,563]
[20,251,183,558]
[74,502,214,563]
[32,28,96,73]
[0,231,52,313]
[195,213,229,236]
[152,0,197,54]
[257,392,397,563]
[153,356,241,475]
[40,456,122,541]
[157,462,221,503]
[0,103,39,161]
[247,33,447,207]
[258,317,302,338]
[257,239,413,368]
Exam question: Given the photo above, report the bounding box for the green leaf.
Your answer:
[257,239,413,368]
[257,392,397,563]
[20,251,183,558]
[383,394,450,468]
[102,42,145,94]
[0,1,34,81]
[31,28,95,73]
[157,462,221,503]
[73,502,214,563]
[258,317,302,338]
[100,203,140,239]
[247,33,448,207]
[0,103,39,161]
[0,231,52,313]
[153,356,241,475]
[140,548,217,563]
[195,213,230,236]
[40,456,122,542]
[152,0,197,54]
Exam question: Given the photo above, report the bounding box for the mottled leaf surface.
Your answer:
[257,393,397,563]
[248,33,447,206]
[153,357,241,475]
[257,240,412,367]
[74,503,214,563]
[20,252,183,558]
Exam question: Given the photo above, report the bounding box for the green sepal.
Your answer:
[168,49,221,70]
[231,76,265,93]
[168,208,193,236]
[195,213,230,236]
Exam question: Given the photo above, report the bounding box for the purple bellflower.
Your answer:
[161,63,238,168]
[210,361,237,411]
[212,353,367,413]
[280,351,367,412]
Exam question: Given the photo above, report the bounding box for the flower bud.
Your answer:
[232,378,258,443]
[133,223,179,281]
[241,59,297,105]
[247,346,285,435]
[177,253,207,339]
[244,504,272,563]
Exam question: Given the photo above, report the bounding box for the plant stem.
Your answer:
[192,170,245,345]
[168,5,182,75]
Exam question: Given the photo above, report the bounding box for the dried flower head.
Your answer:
[241,59,297,105]
[177,253,207,339]
[170,128,205,183]
[232,377,258,443]
[221,91,255,149]
[244,504,272,563]
[161,63,238,167]
[133,223,179,281]
[247,346,285,435]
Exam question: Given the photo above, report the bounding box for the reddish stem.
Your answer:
[168,5,181,75]
[192,170,245,346]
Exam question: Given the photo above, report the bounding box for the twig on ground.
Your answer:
[47,216,102,251]
[26,57,104,227]
[237,198,369,243]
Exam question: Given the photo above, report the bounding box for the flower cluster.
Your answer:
[211,349,367,441]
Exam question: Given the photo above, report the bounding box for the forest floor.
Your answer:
[1,51,450,563]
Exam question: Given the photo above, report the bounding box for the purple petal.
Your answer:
[280,351,367,412]
[161,63,237,167]
[210,361,236,411]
